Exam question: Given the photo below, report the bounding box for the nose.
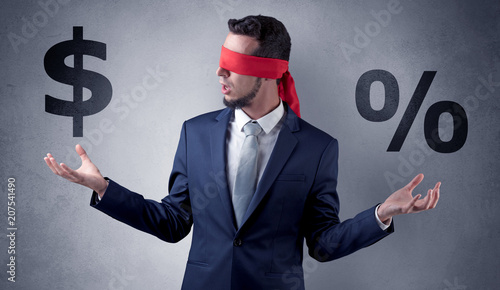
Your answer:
[216,67,229,77]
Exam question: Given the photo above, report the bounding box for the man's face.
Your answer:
[217,33,262,109]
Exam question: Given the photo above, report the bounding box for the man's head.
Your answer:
[218,15,291,111]
[227,15,291,62]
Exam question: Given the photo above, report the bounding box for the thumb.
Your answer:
[75,144,90,162]
[406,173,424,191]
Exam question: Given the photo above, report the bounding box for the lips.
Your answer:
[221,83,231,94]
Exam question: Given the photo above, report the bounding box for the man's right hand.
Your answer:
[44,144,108,198]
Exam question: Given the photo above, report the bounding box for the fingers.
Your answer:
[44,153,80,182]
[422,183,440,210]
[429,182,440,209]
[413,188,434,212]
[46,154,64,175]
[395,178,441,215]
[423,189,434,210]
[411,182,441,212]
[406,173,424,191]
[44,154,58,175]
[49,156,65,176]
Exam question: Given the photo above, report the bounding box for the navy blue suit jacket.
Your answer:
[91,104,393,289]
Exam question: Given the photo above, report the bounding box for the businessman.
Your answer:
[44,15,440,290]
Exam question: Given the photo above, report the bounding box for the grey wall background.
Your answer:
[1,0,499,289]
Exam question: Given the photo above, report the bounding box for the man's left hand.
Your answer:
[377,173,440,224]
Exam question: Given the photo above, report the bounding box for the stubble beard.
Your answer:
[223,78,262,110]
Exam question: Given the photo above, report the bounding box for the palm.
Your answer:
[44,144,107,194]
[72,154,103,186]
[378,174,440,222]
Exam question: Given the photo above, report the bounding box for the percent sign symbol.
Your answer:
[355,70,468,153]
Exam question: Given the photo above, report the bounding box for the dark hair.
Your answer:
[227,15,291,62]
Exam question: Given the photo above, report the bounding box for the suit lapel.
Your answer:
[209,108,236,228]
[240,105,300,229]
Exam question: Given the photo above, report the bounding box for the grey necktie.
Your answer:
[233,121,262,228]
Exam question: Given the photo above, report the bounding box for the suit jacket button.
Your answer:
[233,239,242,247]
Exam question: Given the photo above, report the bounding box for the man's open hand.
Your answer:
[377,174,440,224]
[44,144,108,197]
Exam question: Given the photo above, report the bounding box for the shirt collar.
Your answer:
[234,100,285,134]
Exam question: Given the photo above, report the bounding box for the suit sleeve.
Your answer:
[303,139,394,262]
[89,122,193,243]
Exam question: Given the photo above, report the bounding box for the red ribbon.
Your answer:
[219,46,300,117]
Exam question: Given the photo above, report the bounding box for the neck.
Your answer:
[242,80,280,119]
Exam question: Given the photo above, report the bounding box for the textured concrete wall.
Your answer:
[1,0,499,289]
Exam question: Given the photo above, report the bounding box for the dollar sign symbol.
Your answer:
[44,26,112,137]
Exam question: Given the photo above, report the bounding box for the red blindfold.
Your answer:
[219,46,300,117]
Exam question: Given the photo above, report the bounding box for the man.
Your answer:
[44,15,440,290]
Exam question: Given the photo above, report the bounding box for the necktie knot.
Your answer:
[243,122,262,137]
